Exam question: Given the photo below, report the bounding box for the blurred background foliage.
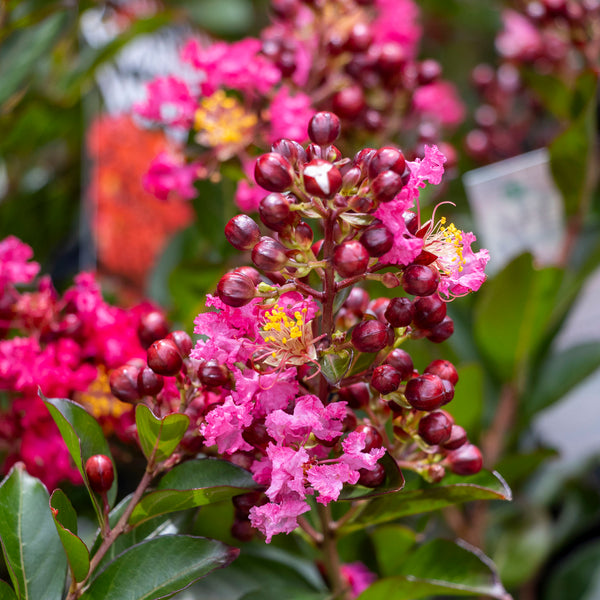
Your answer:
[1,0,600,598]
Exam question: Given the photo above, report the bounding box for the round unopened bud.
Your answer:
[255,153,293,192]
[426,315,454,343]
[225,215,261,250]
[360,222,394,257]
[371,364,401,395]
[137,366,164,396]
[346,21,373,52]
[252,237,289,272]
[371,170,404,203]
[358,462,386,487]
[401,264,440,296]
[382,273,401,288]
[446,443,483,475]
[344,287,370,315]
[404,373,446,411]
[333,240,370,278]
[384,296,414,328]
[137,311,170,349]
[413,295,447,329]
[147,338,183,376]
[354,424,383,451]
[338,382,370,408]
[342,166,363,192]
[271,138,306,166]
[375,41,407,74]
[384,348,414,380]
[302,159,343,199]
[368,146,406,179]
[85,455,114,494]
[332,85,366,119]
[351,319,390,353]
[109,364,142,403]
[418,411,453,445]
[418,59,443,84]
[198,359,230,387]
[308,111,341,145]
[217,271,256,307]
[424,359,458,385]
[443,424,467,450]
[166,330,193,358]
[259,193,292,231]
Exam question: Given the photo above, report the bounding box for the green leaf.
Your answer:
[135,404,190,463]
[42,393,117,525]
[339,452,404,501]
[0,464,67,600]
[358,539,509,600]
[80,535,239,600]
[320,349,353,386]
[494,448,558,489]
[0,10,70,108]
[549,70,598,216]
[370,524,417,577]
[50,489,90,583]
[473,254,562,381]
[0,579,17,600]
[522,68,572,120]
[129,458,258,526]
[526,342,600,419]
[340,470,511,534]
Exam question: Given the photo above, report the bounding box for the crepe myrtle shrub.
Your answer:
[0,113,504,600]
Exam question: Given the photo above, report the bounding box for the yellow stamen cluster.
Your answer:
[429,217,465,273]
[75,366,131,425]
[194,91,257,151]
[439,217,465,272]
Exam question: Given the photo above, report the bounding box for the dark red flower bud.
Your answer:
[446,443,483,475]
[252,237,289,272]
[418,411,453,445]
[137,310,170,349]
[426,315,454,343]
[358,462,386,487]
[341,166,363,192]
[418,59,442,84]
[109,364,142,403]
[217,271,256,307]
[345,21,373,52]
[332,85,366,119]
[198,358,230,388]
[353,148,376,177]
[351,319,390,353]
[354,424,383,451]
[231,519,255,542]
[225,214,261,250]
[137,366,164,396]
[344,287,370,314]
[333,240,370,278]
[259,193,292,231]
[255,152,293,192]
[308,111,341,145]
[293,221,314,249]
[384,296,414,328]
[368,297,390,322]
[371,364,401,395]
[375,41,407,74]
[413,295,447,329]
[166,330,193,358]
[443,424,467,450]
[401,264,440,296]
[360,222,394,257]
[147,338,183,376]
[85,454,114,494]
[233,266,261,285]
[425,359,459,385]
[363,108,383,132]
[384,348,414,381]
[368,146,406,179]
[371,170,404,203]
[271,0,299,19]
[302,159,343,199]
[338,382,370,408]
[404,373,446,411]
[425,463,446,483]
[441,378,455,404]
[271,138,306,166]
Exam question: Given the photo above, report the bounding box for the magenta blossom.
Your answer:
[0,236,40,295]
[134,76,197,128]
[496,10,543,61]
[143,151,202,201]
[413,81,465,127]
[340,562,378,597]
[268,86,315,144]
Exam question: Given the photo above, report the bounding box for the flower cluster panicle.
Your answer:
[133,0,464,209]
[103,112,489,545]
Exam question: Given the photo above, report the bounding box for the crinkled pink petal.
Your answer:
[0,236,40,292]
[143,151,200,201]
[341,430,386,471]
[200,396,254,454]
[134,76,197,128]
[413,81,465,127]
[265,444,310,501]
[249,497,310,543]
[341,562,377,597]
[268,86,314,144]
[307,462,356,504]
[496,10,543,61]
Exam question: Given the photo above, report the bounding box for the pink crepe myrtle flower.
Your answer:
[340,562,377,597]
[181,38,281,97]
[373,0,421,58]
[0,236,40,294]
[413,81,465,127]
[234,159,268,212]
[143,151,202,201]
[249,497,311,543]
[268,86,315,144]
[134,76,197,128]
[496,10,543,61]
[200,396,254,454]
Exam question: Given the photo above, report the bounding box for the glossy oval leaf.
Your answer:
[0,464,67,600]
[79,535,239,600]
[0,579,17,600]
[358,539,509,600]
[320,349,353,386]
[340,470,511,534]
[473,254,562,381]
[339,452,404,501]
[50,489,90,582]
[129,458,258,526]
[370,524,418,578]
[42,393,117,524]
[136,404,190,463]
